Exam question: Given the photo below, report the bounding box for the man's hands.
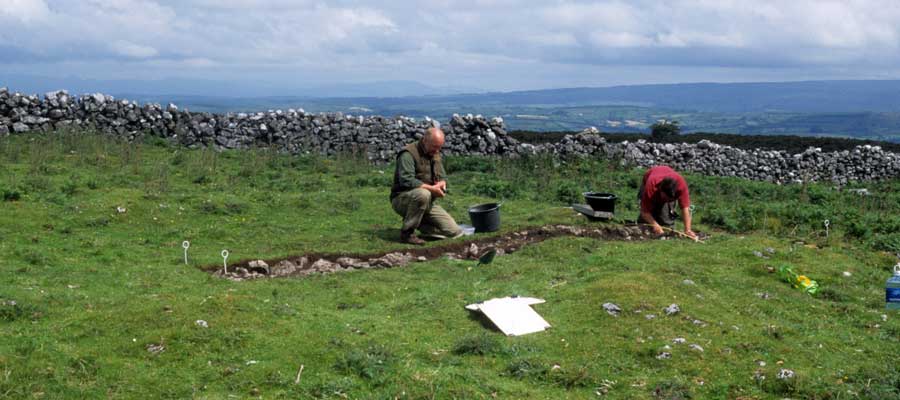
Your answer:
[651,223,665,235]
[423,180,448,198]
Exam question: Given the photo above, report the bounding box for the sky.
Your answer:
[2,0,900,95]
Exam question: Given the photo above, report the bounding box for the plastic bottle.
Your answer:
[887,264,900,310]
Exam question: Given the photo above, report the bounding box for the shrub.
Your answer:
[506,359,547,379]
[61,177,79,197]
[872,233,900,253]
[0,299,41,322]
[452,334,505,356]
[1,187,21,202]
[334,344,394,383]
[467,177,521,200]
[554,181,582,204]
[445,157,496,174]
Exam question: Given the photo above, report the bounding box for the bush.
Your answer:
[452,334,505,356]
[650,120,681,140]
[1,187,21,202]
[554,181,582,204]
[445,157,496,174]
[334,344,394,383]
[61,177,79,197]
[506,359,547,379]
[354,172,392,188]
[0,299,41,322]
[467,177,521,200]
[872,233,900,253]
[702,208,739,233]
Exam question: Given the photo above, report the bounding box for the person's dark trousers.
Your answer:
[637,180,677,227]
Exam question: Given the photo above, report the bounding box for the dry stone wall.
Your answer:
[2,88,899,184]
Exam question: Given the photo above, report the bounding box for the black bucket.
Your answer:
[584,192,617,213]
[468,203,501,233]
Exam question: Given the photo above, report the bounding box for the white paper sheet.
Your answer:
[466,297,551,336]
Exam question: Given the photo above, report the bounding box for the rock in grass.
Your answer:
[656,352,672,360]
[689,344,704,352]
[248,260,269,274]
[146,343,165,355]
[602,302,622,316]
[682,279,695,285]
[672,337,686,344]
[664,304,680,316]
[776,369,795,380]
[195,319,209,328]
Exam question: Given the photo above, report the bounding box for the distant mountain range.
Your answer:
[2,77,899,141]
[0,74,479,98]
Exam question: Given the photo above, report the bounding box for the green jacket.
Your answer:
[390,141,446,199]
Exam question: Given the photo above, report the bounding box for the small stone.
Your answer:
[248,260,268,269]
[146,343,165,355]
[672,338,687,344]
[689,344,704,352]
[656,352,672,360]
[757,292,771,299]
[195,320,209,328]
[752,250,768,259]
[602,302,622,316]
[753,369,766,382]
[764,247,776,254]
[842,271,852,277]
[682,279,695,285]
[645,314,657,320]
[776,369,795,380]
[664,304,680,316]
[116,206,126,214]
[758,361,766,367]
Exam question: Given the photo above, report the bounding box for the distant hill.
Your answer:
[4,79,899,141]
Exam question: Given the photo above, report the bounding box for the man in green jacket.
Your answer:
[390,127,463,245]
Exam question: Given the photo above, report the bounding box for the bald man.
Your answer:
[390,127,463,245]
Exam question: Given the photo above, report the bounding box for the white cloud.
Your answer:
[0,0,50,23]
[111,40,159,58]
[2,0,900,90]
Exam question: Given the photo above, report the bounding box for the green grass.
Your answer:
[1,130,899,399]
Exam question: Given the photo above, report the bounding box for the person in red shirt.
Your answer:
[638,166,697,240]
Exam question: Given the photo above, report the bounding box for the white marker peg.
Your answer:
[222,249,230,274]
[824,220,830,237]
[182,241,190,265]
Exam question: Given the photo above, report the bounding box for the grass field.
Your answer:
[1,131,898,399]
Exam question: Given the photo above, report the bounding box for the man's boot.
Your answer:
[400,229,425,245]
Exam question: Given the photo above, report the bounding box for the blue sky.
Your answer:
[2,0,900,94]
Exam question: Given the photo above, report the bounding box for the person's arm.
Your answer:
[642,209,665,235]
[682,206,696,239]
[435,159,448,192]
[677,178,696,239]
[398,152,444,197]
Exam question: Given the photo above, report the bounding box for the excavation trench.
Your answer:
[205,224,704,281]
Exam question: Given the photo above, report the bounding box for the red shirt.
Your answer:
[641,166,690,214]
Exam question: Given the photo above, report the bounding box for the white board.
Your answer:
[465,297,550,336]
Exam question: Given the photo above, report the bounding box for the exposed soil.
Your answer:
[206,224,708,281]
